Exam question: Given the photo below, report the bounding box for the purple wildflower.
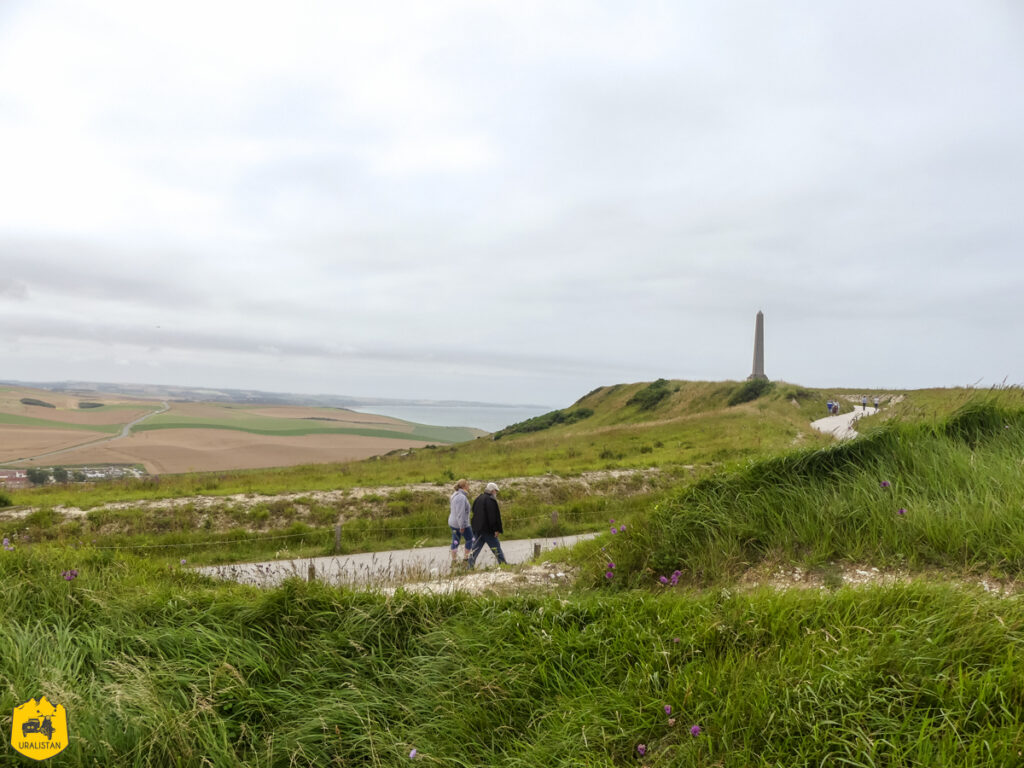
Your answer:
[607,562,615,569]
[409,748,417,759]
[180,559,187,565]
[898,507,906,516]
[618,525,626,533]
[690,725,701,737]
[637,744,646,756]
[61,569,78,581]
[610,527,617,534]
[659,576,669,585]
[673,637,680,643]
[880,480,890,488]
[2,537,12,552]
[605,571,614,579]
[610,518,615,524]
[664,704,672,715]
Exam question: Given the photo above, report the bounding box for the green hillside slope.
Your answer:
[587,393,1024,586]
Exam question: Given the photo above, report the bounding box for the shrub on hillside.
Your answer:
[494,408,594,439]
[0,491,11,507]
[78,401,104,409]
[779,384,814,402]
[20,398,55,408]
[728,378,775,406]
[626,379,672,411]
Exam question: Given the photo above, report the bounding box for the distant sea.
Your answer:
[347,404,554,432]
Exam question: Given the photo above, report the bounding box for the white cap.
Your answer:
[485,482,499,493]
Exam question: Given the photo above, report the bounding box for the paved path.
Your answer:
[197,532,598,588]
[810,404,878,440]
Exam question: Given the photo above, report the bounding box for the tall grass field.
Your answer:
[1,385,1023,765]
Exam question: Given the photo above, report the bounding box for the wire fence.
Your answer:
[78,506,601,552]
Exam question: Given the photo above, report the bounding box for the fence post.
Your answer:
[307,562,316,582]
[334,523,341,554]
[533,543,541,559]
[551,510,559,526]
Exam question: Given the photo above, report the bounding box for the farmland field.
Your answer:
[33,428,441,474]
[0,386,482,474]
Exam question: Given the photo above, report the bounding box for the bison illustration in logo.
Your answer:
[11,697,68,760]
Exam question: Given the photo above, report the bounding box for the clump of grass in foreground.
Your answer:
[594,396,1024,587]
[1,548,1023,766]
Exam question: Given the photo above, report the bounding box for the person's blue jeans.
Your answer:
[450,526,474,553]
[467,533,506,568]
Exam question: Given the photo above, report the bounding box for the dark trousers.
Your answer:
[468,533,506,567]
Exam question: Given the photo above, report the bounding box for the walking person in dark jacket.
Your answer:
[467,482,507,568]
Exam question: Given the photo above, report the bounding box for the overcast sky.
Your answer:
[1,1,1022,406]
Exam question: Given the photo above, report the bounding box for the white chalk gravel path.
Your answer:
[810,404,878,440]
[196,532,598,588]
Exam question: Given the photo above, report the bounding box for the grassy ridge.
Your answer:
[2,549,1023,766]
[589,397,1024,586]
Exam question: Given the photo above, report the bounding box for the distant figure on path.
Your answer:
[448,479,474,566]
[826,400,833,416]
[862,395,868,411]
[468,482,507,568]
[873,396,879,410]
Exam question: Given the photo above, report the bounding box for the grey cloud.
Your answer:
[0,278,28,300]
[0,311,626,378]
[0,238,211,309]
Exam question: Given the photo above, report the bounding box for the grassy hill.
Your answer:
[3,382,1023,765]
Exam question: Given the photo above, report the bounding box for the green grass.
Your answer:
[1,548,1023,766]
[4,385,1024,765]
[0,412,120,433]
[3,483,659,567]
[133,419,470,441]
[588,395,1024,587]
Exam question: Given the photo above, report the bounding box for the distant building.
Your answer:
[0,469,29,490]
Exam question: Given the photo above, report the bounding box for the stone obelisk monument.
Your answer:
[748,310,768,381]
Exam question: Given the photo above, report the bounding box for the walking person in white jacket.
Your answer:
[448,479,474,566]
